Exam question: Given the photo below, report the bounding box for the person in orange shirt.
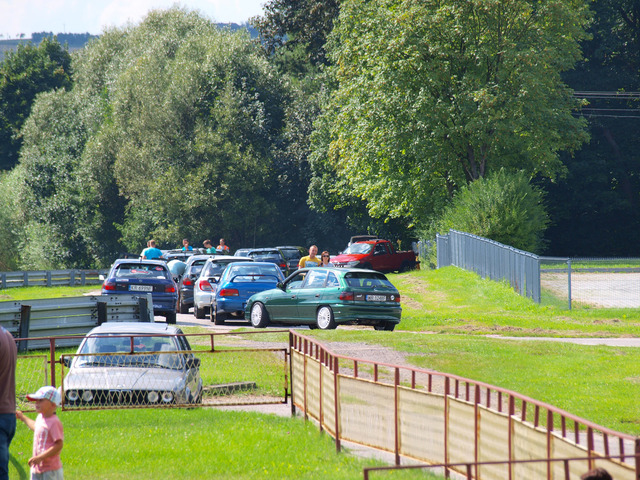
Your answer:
[216,238,230,255]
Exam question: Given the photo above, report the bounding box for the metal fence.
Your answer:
[0,294,153,351]
[435,230,640,309]
[15,330,289,413]
[0,269,108,289]
[290,331,639,480]
[436,230,541,303]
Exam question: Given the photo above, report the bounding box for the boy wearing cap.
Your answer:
[16,386,64,480]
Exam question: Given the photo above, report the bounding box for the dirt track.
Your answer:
[541,271,640,308]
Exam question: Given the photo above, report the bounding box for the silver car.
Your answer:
[192,255,252,319]
[62,322,202,407]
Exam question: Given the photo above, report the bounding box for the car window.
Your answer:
[280,249,301,260]
[345,272,393,288]
[343,243,373,255]
[249,251,281,262]
[115,264,169,279]
[304,270,327,289]
[326,272,340,287]
[203,262,228,276]
[286,271,306,290]
[374,243,388,255]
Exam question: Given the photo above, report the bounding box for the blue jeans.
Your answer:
[0,413,16,480]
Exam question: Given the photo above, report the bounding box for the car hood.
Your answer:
[64,367,186,391]
[331,253,366,262]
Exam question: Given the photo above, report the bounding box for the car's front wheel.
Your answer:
[316,306,336,330]
[374,322,395,331]
[179,298,190,314]
[250,302,270,328]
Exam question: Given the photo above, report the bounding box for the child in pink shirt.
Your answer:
[16,386,64,480]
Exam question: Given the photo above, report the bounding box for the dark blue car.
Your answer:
[101,259,178,324]
[211,261,285,325]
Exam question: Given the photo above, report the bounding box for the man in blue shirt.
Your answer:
[141,240,163,259]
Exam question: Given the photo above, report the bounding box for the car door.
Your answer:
[294,269,328,321]
[263,271,307,322]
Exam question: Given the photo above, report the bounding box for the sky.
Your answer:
[0,0,267,38]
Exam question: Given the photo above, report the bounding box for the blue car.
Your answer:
[101,259,178,324]
[211,261,285,325]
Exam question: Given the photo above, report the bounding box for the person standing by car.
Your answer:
[216,238,230,255]
[320,251,334,267]
[203,239,216,254]
[141,240,163,260]
[0,326,16,480]
[298,245,321,268]
[182,239,193,251]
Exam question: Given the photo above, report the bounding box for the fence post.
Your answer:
[0,272,5,289]
[567,259,572,310]
[138,296,150,322]
[97,301,107,325]
[18,304,30,353]
[46,271,52,287]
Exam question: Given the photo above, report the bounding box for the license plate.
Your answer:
[366,294,387,302]
[130,285,153,292]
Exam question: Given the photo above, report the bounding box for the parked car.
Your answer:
[177,255,217,314]
[211,261,285,325]
[234,248,252,257]
[101,259,178,324]
[192,256,253,319]
[247,248,290,276]
[162,249,196,262]
[62,322,202,407]
[331,238,418,273]
[246,267,401,331]
[276,245,307,272]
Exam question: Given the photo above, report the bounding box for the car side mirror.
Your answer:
[62,357,71,368]
[186,357,201,369]
[208,276,219,284]
[277,282,286,291]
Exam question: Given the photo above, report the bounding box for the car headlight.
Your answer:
[81,390,94,402]
[346,261,360,267]
[67,390,79,402]
[161,391,174,403]
[147,391,159,403]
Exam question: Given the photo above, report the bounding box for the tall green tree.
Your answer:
[0,37,72,170]
[312,0,591,229]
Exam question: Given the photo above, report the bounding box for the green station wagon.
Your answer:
[245,267,401,331]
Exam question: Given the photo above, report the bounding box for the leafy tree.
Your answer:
[251,0,340,66]
[430,169,550,254]
[313,0,591,230]
[0,36,72,170]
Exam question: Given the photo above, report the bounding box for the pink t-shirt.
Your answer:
[32,413,64,473]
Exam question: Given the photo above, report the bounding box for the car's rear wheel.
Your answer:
[194,304,206,319]
[213,307,227,325]
[250,302,269,328]
[399,261,411,273]
[165,312,177,324]
[179,298,189,314]
[316,306,336,330]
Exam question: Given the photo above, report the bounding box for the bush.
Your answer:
[429,169,549,254]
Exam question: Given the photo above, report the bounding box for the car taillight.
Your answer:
[198,280,212,291]
[219,288,239,297]
[279,263,286,268]
[339,291,354,301]
[103,281,116,291]
[183,278,193,286]
[165,285,176,293]
[394,294,401,303]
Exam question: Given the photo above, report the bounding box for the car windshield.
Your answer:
[114,264,170,279]
[226,265,280,282]
[279,249,301,260]
[343,243,373,255]
[249,251,280,262]
[203,261,236,276]
[75,334,185,370]
[345,272,394,289]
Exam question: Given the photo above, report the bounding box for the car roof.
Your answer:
[226,261,278,268]
[248,248,280,253]
[205,256,252,262]
[86,322,181,335]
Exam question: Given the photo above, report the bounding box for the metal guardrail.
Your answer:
[0,269,109,289]
[0,294,153,351]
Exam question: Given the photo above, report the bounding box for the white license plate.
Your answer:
[366,294,386,302]
[130,285,153,292]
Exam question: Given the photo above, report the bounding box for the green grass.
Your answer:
[11,408,438,480]
[0,285,99,301]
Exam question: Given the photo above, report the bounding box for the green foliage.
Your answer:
[430,169,550,253]
[0,170,22,270]
[0,36,72,170]
[313,0,591,229]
